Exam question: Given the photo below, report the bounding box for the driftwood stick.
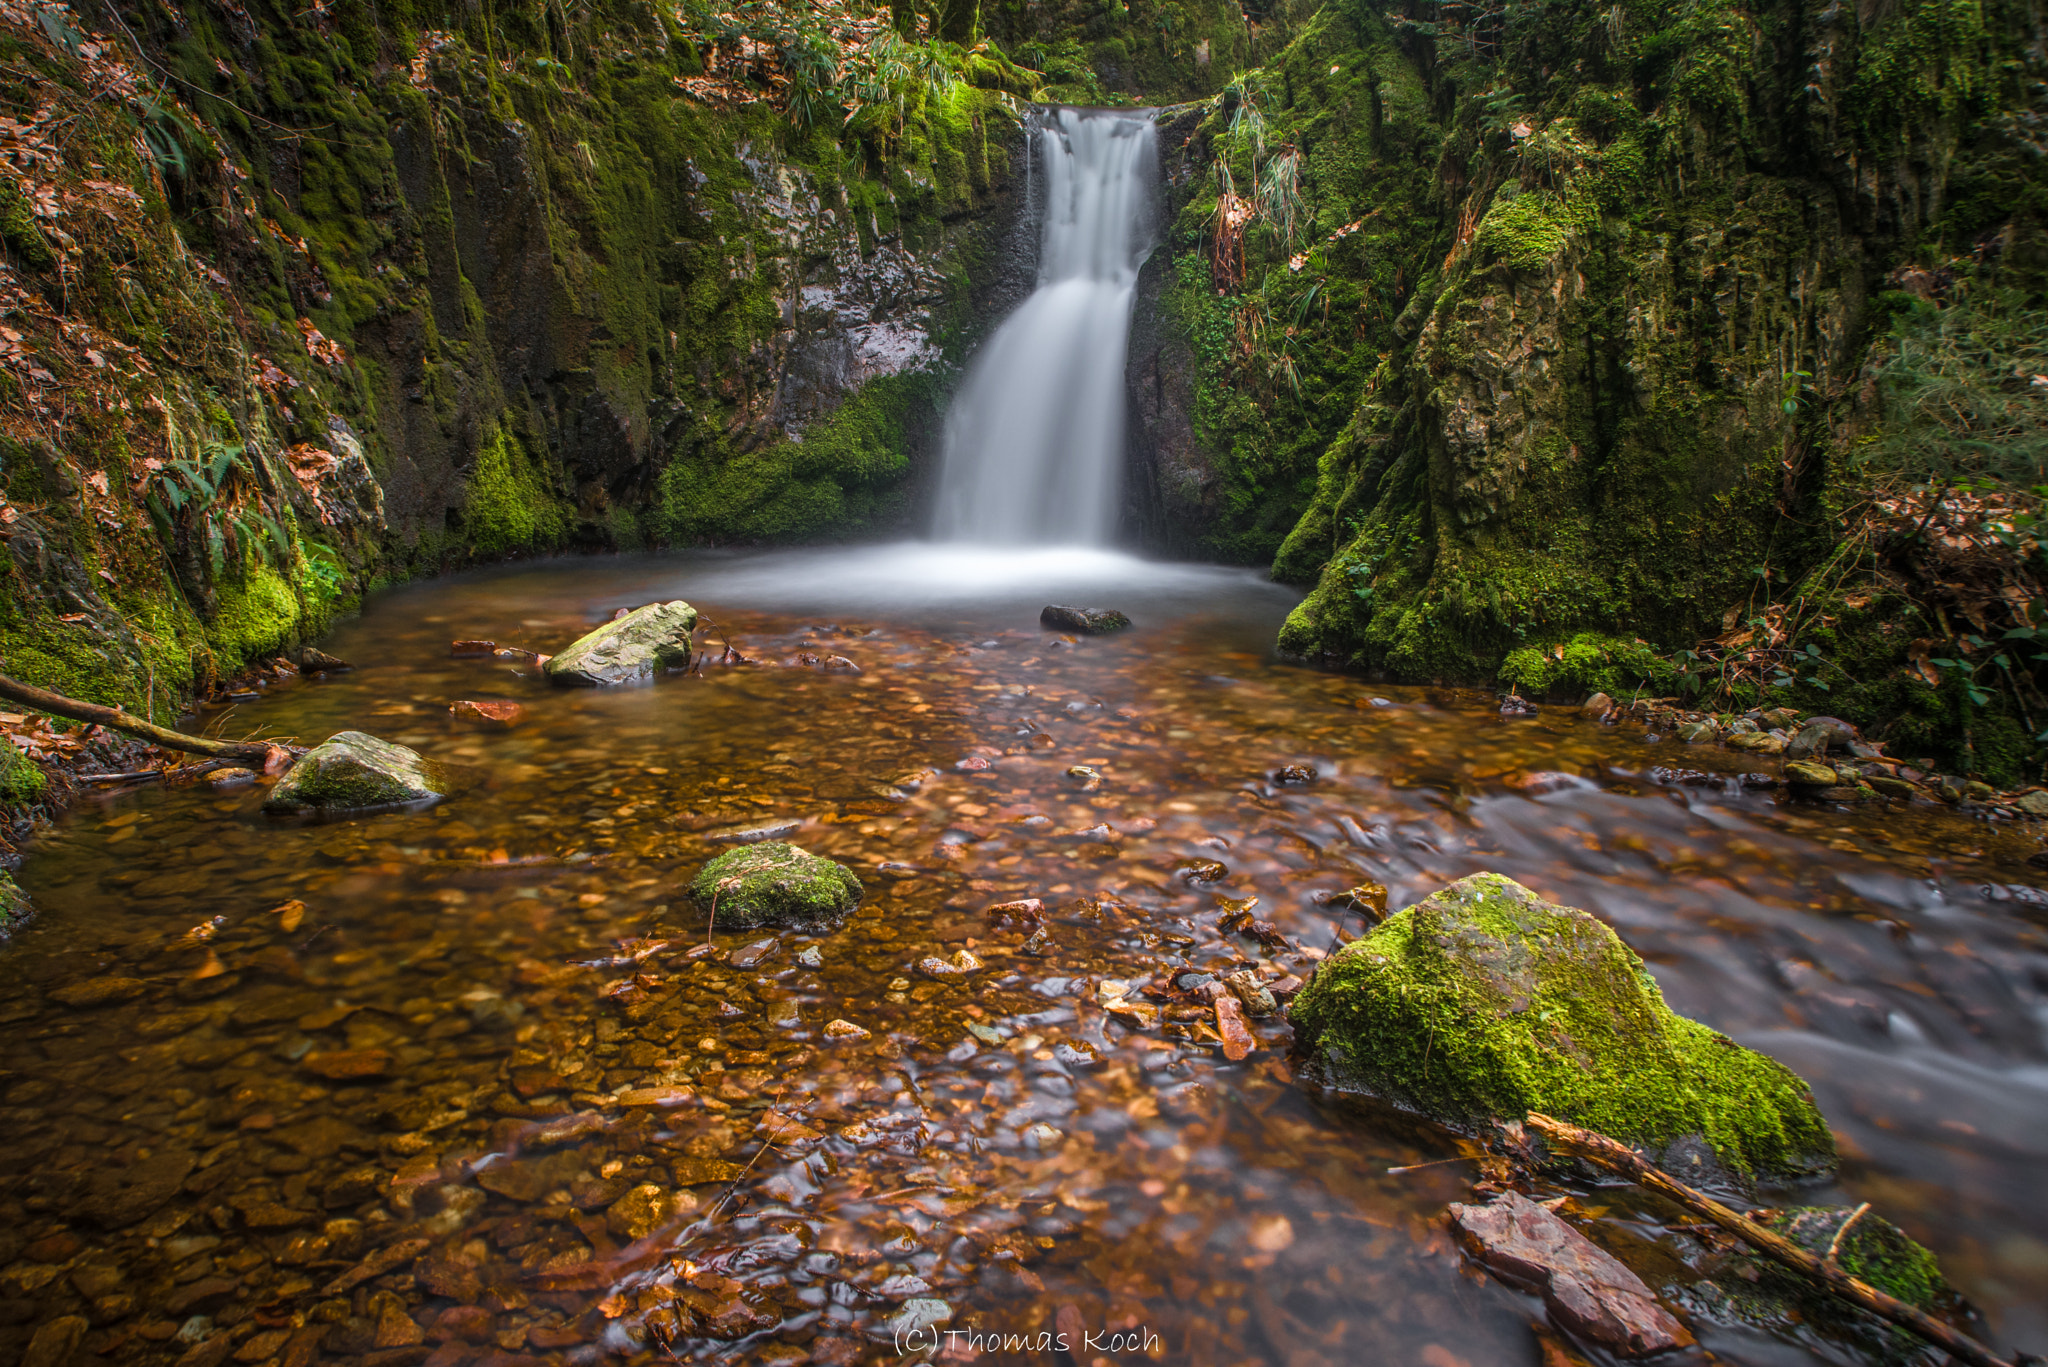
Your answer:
[1525,1113,2013,1367]
[0,673,286,764]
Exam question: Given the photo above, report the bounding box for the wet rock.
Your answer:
[75,1150,195,1228]
[1213,995,1255,1060]
[1785,717,1858,759]
[1039,605,1131,634]
[1703,1206,1955,1362]
[2017,790,2048,817]
[1289,872,1835,1183]
[916,949,982,980]
[729,938,779,969]
[984,897,1044,927]
[1784,761,1839,790]
[450,640,499,657]
[1580,692,1614,718]
[1223,970,1278,1018]
[448,700,522,727]
[1065,764,1102,789]
[263,732,444,814]
[706,817,803,845]
[796,944,824,968]
[607,1184,692,1240]
[206,767,256,788]
[824,1019,871,1041]
[543,600,697,686]
[23,1315,89,1367]
[49,976,148,1007]
[1273,764,1317,785]
[1175,857,1229,884]
[298,647,353,673]
[1499,696,1539,718]
[689,842,863,929]
[1675,720,1718,743]
[1450,1192,1692,1357]
[1727,733,1786,755]
[300,1049,394,1081]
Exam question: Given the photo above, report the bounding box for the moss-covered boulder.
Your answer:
[263,732,444,815]
[1289,872,1835,1184]
[690,842,862,929]
[544,601,697,687]
[0,870,29,935]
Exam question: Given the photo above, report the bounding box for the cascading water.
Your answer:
[933,107,1159,545]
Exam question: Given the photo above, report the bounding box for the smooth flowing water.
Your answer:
[3,547,2046,1367]
[932,110,1158,545]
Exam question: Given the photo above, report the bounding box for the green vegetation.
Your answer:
[689,841,865,928]
[0,747,44,805]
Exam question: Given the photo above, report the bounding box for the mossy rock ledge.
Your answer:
[263,732,444,815]
[544,601,698,687]
[690,842,863,930]
[1289,873,1836,1185]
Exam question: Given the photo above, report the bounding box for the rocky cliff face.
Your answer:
[0,0,1034,725]
[1124,0,2047,777]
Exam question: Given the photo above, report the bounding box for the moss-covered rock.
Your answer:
[689,842,863,929]
[263,731,444,814]
[0,746,46,805]
[544,600,697,687]
[1686,1206,1961,1363]
[1289,872,1836,1184]
[0,869,28,936]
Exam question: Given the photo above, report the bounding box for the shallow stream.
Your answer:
[5,547,2046,1365]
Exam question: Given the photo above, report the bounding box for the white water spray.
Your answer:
[933,107,1159,545]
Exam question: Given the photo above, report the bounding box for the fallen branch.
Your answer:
[78,759,237,786]
[0,673,290,766]
[1525,1113,2015,1367]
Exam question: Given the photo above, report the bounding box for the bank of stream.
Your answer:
[3,546,2045,1365]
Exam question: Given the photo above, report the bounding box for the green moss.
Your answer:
[0,869,27,934]
[689,841,864,929]
[1473,190,1589,272]
[656,370,939,543]
[0,746,45,804]
[1290,872,1836,1184]
[0,175,53,269]
[1500,633,1677,699]
[264,730,445,812]
[464,425,569,557]
[209,564,301,666]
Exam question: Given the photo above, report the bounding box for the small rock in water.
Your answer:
[300,1049,393,1081]
[729,938,779,969]
[1273,763,1317,785]
[543,600,697,686]
[1175,857,1229,884]
[1212,995,1255,1060]
[50,977,148,1008]
[1039,604,1131,635]
[298,647,352,673]
[955,755,992,771]
[689,842,862,929]
[1019,926,1054,955]
[1065,764,1102,789]
[1785,716,1858,759]
[1450,1192,1693,1356]
[1784,760,1839,789]
[205,767,256,789]
[1499,696,1539,718]
[917,949,983,979]
[263,732,443,814]
[823,1019,870,1041]
[449,699,522,726]
[1368,696,1394,707]
[1223,969,1278,1017]
[796,944,824,968]
[985,897,1044,927]
[706,817,803,845]
[1580,691,1614,718]
[1675,719,1718,743]
[450,639,498,657]
[1022,1122,1065,1148]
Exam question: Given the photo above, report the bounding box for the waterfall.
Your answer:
[933,108,1159,546]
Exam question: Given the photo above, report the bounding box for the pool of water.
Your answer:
[4,546,2046,1365]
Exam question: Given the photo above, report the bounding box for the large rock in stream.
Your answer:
[689,842,862,929]
[263,732,444,814]
[544,600,697,686]
[1289,872,1835,1185]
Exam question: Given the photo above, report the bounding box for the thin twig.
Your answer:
[1826,1203,1872,1265]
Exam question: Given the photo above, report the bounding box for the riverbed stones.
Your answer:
[263,732,443,814]
[1039,605,1131,634]
[1289,872,1836,1183]
[1785,716,1858,759]
[544,600,697,686]
[1451,1192,1691,1357]
[690,842,862,929]
[1783,760,1840,790]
